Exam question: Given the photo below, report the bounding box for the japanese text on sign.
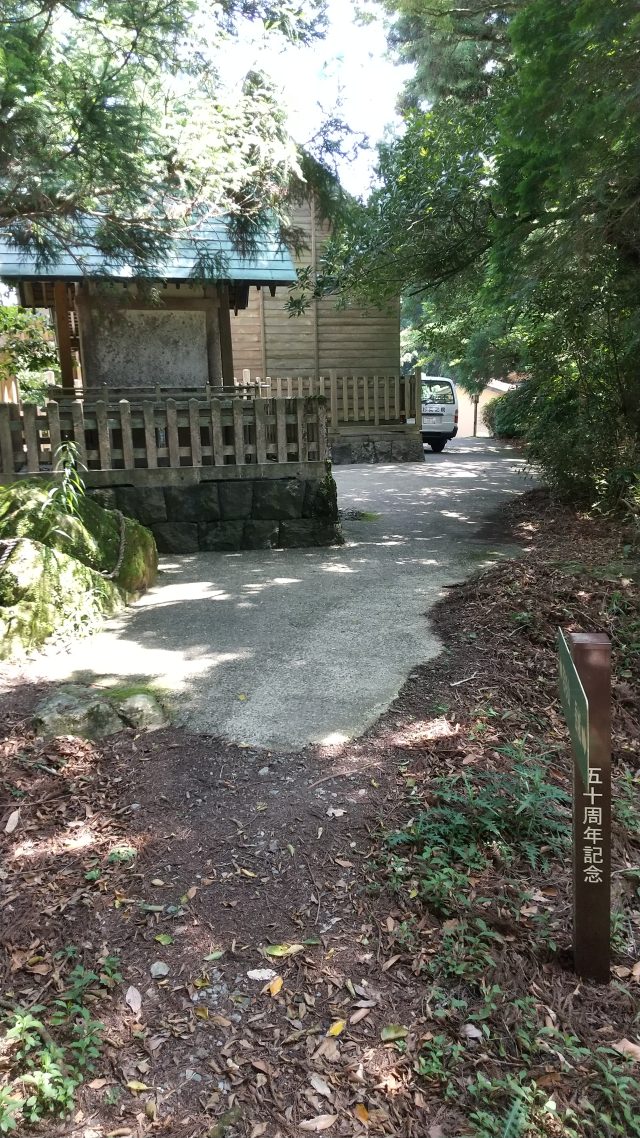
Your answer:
[583,769,604,884]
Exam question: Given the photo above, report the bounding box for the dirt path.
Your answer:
[2,491,639,1138]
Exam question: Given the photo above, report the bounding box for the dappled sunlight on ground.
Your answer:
[0,440,531,749]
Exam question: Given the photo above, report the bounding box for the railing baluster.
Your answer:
[71,399,87,467]
[47,401,61,464]
[255,397,267,464]
[275,397,287,462]
[119,400,134,469]
[329,369,338,429]
[211,400,224,466]
[189,399,202,467]
[317,399,328,461]
[142,402,157,468]
[166,399,179,468]
[0,405,15,474]
[23,405,40,472]
[95,400,111,469]
[232,399,245,465]
[297,398,307,462]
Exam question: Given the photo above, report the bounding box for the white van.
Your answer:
[420,375,459,452]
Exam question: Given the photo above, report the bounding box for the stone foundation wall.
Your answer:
[330,432,424,465]
[91,466,342,553]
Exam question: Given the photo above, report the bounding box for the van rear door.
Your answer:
[421,377,458,442]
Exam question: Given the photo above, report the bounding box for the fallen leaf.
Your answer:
[267,975,283,997]
[461,1023,483,1041]
[248,968,277,982]
[612,965,631,978]
[612,1038,640,1062]
[150,879,165,887]
[355,1104,369,1124]
[150,961,169,978]
[300,1115,338,1132]
[381,955,401,972]
[334,858,353,869]
[4,809,20,835]
[204,950,225,961]
[381,1024,408,1042]
[309,1074,333,1100]
[239,868,257,878]
[428,1126,445,1138]
[350,1007,371,1025]
[441,919,460,933]
[326,808,346,818]
[250,1126,268,1138]
[314,1037,341,1062]
[632,961,640,982]
[154,933,173,946]
[88,1078,110,1089]
[251,1058,275,1078]
[126,1080,150,1093]
[264,943,304,958]
[328,1019,346,1037]
[125,986,142,1015]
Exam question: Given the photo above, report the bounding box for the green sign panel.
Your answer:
[558,629,589,784]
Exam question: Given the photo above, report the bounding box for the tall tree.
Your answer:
[320,0,640,504]
[0,1,327,270]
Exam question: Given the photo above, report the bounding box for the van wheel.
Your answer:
[430,440,446,453]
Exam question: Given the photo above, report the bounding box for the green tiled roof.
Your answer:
[0,219,296,284]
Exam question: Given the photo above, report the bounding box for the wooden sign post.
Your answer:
[558,629,611,983]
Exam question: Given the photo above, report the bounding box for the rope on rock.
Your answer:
[0,538,21,575]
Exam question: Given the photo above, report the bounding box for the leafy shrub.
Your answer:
[482,389,528,438]
[0,307,59,404]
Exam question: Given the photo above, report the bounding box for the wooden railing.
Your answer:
[0,395,328,477]
[247,371,420,429]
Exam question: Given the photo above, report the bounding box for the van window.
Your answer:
[422,379,455,404]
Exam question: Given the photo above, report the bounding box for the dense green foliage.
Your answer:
[0,306,58,403]
[319,0,640,509]
[0,1,328,271]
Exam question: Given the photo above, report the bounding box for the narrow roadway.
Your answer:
[11,439,531,749]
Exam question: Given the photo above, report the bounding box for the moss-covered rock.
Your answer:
[0,539,123,660]
[0,480,157,593]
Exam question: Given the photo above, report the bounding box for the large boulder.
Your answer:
[33,684,170,739]
[0,539,123,661]
[0,480,157,594]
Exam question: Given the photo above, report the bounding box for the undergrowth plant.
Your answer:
[386,757,570,919]
[0,951,120,1130]
[40,441,86,542]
